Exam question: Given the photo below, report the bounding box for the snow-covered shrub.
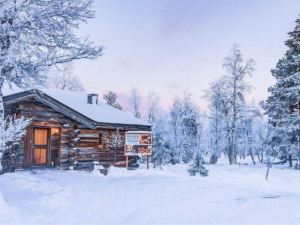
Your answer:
[188,151,208,176]
[103,129,125,163]
[0,115,30,173]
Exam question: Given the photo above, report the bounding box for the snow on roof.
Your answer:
[4,87,151,127]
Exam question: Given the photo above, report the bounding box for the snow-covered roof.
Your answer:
[3,88,151,127]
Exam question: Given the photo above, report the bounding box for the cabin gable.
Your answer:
[4,90,96,129]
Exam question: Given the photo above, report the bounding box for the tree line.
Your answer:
[102,15,300,176]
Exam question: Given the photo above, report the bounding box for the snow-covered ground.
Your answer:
[1,163,300,225]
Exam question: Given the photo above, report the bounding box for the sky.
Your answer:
[74,0,300,110]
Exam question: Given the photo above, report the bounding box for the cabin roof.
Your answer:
[3,88,151,129]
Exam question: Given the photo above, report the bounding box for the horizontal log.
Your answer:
[79,139,99,143]
[75,142,98,147]
[80,129,99,134]
[78,134,99,138]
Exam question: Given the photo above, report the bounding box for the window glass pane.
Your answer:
[51,128,60,136]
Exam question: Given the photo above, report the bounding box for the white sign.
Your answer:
[125,132,153,156]
[126,134,140,145]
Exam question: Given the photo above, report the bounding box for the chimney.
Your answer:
[87,93,98,105]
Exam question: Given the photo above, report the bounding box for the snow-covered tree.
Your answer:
[47,63,85,92]
[169,91,203,164]
[128,88,142,118]
[103,91,122,110]
[152,115,171,168]
[239,105,262,164]
[144,92,160,124]
[103,129,125,162]
[205,46,255,165]
[206,79,230,164]
[0,0,102,172]
[188,150,208,176]
[0,115,30,172]
[264,16,300,167]
[222,44,255,164]
[0,0,102,103]
[169,97,182,164]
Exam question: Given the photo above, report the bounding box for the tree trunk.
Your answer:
[0,77,5,119]
[249,148,256,165]
[289,154,293,168]
[228,143,234,165]
[209,154,218,164]
[114,148,117,162]
[0,77,5,172]
[265,163,271,180]
[231,73,238,164]
[257,151,261,162]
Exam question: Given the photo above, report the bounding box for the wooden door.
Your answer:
[33,128,49,165]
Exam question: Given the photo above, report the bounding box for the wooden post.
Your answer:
[147,155,149,169]
[126,156,129,169]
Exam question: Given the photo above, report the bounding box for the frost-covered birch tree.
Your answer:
[128,88,142,118]
[145,92,160,124]
[0,0,102,172]
[48,63,85,92]
[222,45,255,164]
[206,79,230,164]
[239,105,262,164]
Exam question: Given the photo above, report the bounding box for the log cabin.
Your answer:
[1,89,151,172]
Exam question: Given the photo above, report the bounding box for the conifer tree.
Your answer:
[264,15,300,167]
[103,91,122,110]
[188,150,208,176]
[169,91,203,164]
[152,116,171,168]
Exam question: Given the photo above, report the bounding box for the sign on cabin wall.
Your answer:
[125,132,152,156]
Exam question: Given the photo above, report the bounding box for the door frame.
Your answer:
[32,127,50,166]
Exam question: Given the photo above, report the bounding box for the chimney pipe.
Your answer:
[87,93,98,105]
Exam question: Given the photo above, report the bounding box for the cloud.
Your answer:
[159,0,210,39]
[167,82,183,90]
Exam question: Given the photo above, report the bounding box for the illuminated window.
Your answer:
[51,128,60,136]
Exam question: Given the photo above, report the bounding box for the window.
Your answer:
[51,128,60,136]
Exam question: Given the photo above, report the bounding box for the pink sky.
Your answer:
[73,0,300,111]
